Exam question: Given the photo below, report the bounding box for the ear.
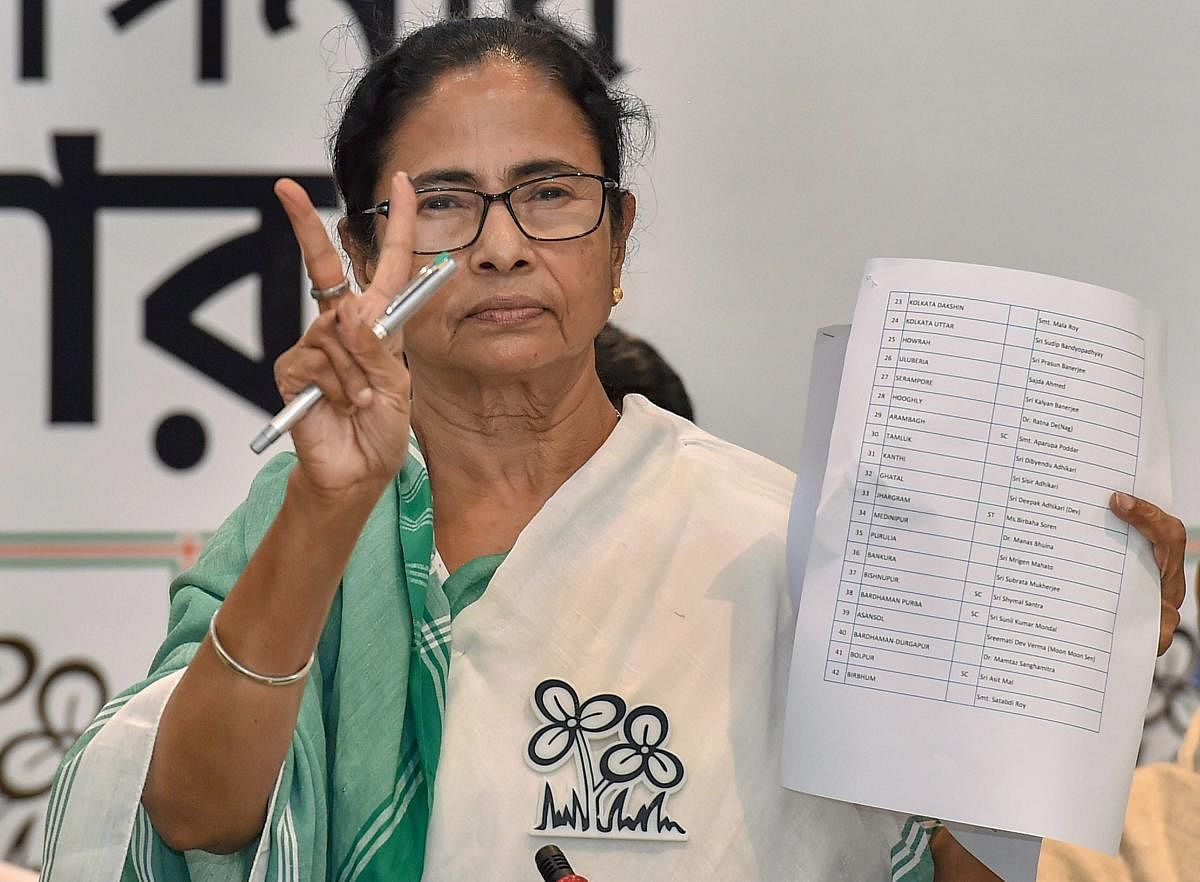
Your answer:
[337,216,378,289]
[609,191,637,287]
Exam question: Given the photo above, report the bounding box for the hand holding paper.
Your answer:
[783,259,1172,856]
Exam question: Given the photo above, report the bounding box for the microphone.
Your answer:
[534,844,589,882]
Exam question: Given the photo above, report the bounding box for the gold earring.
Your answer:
[612,285,624,306]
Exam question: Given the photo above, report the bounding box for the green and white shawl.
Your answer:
[42,436,500,882]
[43,400,941,881]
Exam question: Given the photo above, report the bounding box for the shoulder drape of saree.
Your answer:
[42,454,329,882]
[420,396,917,881]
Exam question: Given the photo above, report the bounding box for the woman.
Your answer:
[41,16,1186,882]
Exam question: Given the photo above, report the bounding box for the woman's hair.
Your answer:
[332,16,650,255]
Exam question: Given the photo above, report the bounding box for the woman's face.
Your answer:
[362,60,634,386]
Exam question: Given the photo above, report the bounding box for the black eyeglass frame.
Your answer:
[351,172,621,255]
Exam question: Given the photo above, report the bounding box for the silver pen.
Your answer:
[250,253,458,453]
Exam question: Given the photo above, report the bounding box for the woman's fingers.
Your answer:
[270,173,416,428]
[363,172,418,298]
[275,346,354,414]
[274,178,352,314]
[333,297,411,400]
[274,305,409,417]
[1110,492,1187,655]
[1111,493,1187,599]
[274,313,369,414]
[1195,560,1200,634]
[309,326,376,411]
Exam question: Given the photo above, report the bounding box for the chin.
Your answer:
[458,335,577,380]
[419,316,603,383]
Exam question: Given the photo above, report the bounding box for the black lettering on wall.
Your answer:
[102,0,394,81]
[107,0,225,81]
[0,137,99,423]
[590,0,620,78]
[0,134,337,425]
[20,3,612,82]
[339,0,397,58]
[443,1,622,79]
[19,0,45,79]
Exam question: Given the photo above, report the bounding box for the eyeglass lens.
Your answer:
[411,175,607,253]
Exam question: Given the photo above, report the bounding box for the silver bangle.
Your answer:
[207,613,314,687]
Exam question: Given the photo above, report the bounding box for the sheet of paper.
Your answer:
[786,325,851,612]
[787,325,1045,880]
[782,258,1171,854]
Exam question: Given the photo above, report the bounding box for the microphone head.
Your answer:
[534,844,576,881]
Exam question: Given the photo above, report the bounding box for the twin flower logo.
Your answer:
[525,678,687,841]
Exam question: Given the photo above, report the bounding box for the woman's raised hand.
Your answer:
[1109,492,1188,656]
[271,171,418,497]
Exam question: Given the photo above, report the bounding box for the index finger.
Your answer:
[275,178,350,314]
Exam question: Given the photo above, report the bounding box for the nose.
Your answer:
[467,197,533,274]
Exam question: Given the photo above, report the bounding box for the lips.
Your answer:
[466,295,548,324]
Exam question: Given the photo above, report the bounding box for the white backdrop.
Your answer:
[2,0,1198,869]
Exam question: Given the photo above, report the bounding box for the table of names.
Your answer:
[825,290,1144,731]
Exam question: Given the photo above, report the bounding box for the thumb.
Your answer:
[1110,491,1155,526]
[1111,491,1185,577]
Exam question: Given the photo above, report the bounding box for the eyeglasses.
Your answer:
[352,173,619,255]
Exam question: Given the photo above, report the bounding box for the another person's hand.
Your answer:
[930,826,1003,881]
[272,172,418,497]
[1110,492,1187,655]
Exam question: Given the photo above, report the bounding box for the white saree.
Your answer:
[421,396,912,880]
[44,395,925,881]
